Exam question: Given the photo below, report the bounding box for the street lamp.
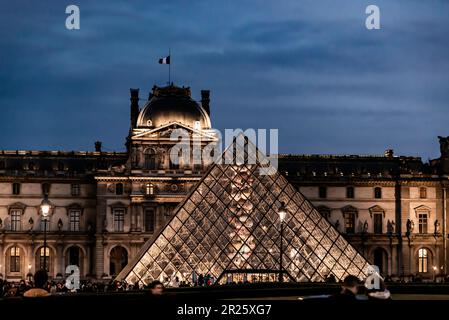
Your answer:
[433,265,437,282]
[40,195,52,272]
[278,201,287,282]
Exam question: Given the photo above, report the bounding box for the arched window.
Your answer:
[342,206,358,234]
[115,183,124,195]
[109,246,128,276]
[418,248,428,273]
[374,187,382,199]
[10,246,21,272]
[344,212,355,234]
[145,183,154,196]
[373,247,388,274]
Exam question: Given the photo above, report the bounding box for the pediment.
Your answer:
[414,205,431,217]
[131,122,217,141]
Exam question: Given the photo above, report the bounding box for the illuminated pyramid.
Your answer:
[118,136,370,285]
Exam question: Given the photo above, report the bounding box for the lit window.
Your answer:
[69,210,81,232]
[10,209,22,231]
[145,183,154,196]
[419,187,427,199]
[374,187,382,199]
[39,247,50,271]
[344,212,355,234]
[418,248,428,273]
[10,247,20,272]
[71,184,80,196]
[418,214,428,234]
[114,209,125,232]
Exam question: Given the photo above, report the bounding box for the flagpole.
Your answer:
[168,48,171,86]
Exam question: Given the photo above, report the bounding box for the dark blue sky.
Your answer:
[1,0,448,159]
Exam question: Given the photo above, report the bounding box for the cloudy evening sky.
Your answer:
[0,0,448,160]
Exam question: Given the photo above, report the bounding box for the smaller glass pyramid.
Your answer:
[118,136,370,285]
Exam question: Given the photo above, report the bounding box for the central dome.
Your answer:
[136,85,211,129]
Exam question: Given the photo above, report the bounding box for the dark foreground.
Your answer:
[1,283,449,319]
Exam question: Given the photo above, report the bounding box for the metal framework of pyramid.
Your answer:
[118,137,370,285]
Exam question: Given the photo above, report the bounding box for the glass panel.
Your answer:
[122,139,369,285]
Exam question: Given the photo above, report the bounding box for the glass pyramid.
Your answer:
[118,136,370,285]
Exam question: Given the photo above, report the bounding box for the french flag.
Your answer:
[159,56,170,64]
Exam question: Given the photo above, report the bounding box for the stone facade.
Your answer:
[278,150,449,281]
[0,83,448,282]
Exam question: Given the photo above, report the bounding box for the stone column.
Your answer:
[130,204,136,231]
[136,205,143,232]
[57,243,64,276]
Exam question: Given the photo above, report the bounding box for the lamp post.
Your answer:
[433,266,437,283]
[278,202,287,282]
[40,195,51,272]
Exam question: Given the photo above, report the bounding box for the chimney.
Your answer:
[130,88,140,128]
[201,90,210,115]
[384,149,394,158]
[95,141,102,152]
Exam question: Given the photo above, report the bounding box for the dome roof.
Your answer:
[136,85,211,129]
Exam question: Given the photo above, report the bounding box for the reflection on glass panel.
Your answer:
[120,139,370,285]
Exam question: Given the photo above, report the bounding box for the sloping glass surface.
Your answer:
[119,137,370,285]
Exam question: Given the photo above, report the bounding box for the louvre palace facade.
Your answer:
[0,83,448,282]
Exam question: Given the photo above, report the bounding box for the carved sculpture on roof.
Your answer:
[152,85,191,97]
[434,219,441,234]
[438,136,449,158]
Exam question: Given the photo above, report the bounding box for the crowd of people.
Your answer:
[0,277,139,298]
[0,271,217,298]
[0,269,396,300]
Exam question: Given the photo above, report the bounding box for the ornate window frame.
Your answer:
[369,205,385,218]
